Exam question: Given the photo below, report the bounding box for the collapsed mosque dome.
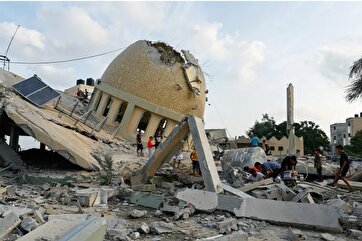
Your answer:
[100,40,206,118]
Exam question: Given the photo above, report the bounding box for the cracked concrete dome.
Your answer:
[100,40,206,118]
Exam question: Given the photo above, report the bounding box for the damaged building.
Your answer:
[88,40,207,142]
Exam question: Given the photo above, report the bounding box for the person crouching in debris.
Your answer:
[255,161,281,179]
[280,155,298,178]
[328,145,352,192]
[190,147,200,176]
[136,130,144,156]
[147,136,155,158]
[314,148,323,182]
[245,168,264,182]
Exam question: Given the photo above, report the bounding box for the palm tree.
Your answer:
[346,58,362,102]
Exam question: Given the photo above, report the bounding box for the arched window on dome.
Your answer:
[115,102,128,124]
[155,118,168,136]
[136,111,151,133]
[103,97,113,117]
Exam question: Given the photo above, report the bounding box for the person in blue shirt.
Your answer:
[255,161,281,178]
[250,134,260,147]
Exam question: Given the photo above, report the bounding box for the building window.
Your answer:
[333,136,336,140]
[343,134,346,138]
[115,102,128,124]
[137,111,151,133]
[348,122,351,126]
[270,146,275,151]
[94,91,102,111]
[348,133,351,137]
[103,97,113,117]
[155,118,168,135]
[278,146,283,151]
[333,126,336,130]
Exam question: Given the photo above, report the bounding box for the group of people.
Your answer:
[136,130,201,176]
[136,130,163,158]
[76,88,89,100]
[250,134,271,155]
[243,144,353,192]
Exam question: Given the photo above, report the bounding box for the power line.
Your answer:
[10,46,126,65]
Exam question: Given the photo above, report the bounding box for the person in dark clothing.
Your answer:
[255,161,281,178]
[136,130,144,157]
[154,130,163,148]
[314,148,323,182]
[280,155,297,177]
[328,145,352,191]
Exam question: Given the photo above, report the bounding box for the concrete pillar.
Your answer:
[287,83,296,155]
[89,88,101,111]
[9,125,19,152]
[117,103,135,138]
[95,92,110,116]
[40,143,46,150]
[163,119,178,138]
[126,107,145,137]
[144,114,163,139]
[106,98,123,124]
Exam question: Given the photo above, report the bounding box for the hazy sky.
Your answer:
[1,1,362,140]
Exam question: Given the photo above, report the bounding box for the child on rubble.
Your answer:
[190,147,200,176]
[147,136,155,159]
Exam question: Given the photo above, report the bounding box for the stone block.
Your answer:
[320,233,336,241]
[131,184,156,192]
[130,192,163,209]
[0,212,21,239]
[326,199,352,213]
[287,228,306,241]
[349,229,362,240]
[75,191,98,207]
[129,209,147,218]
[176,188,218,212]
[149,221,174,234]
[0,204,32,217]
[20,217,39,233]
[137,222,150,234]
[352,202,362,215]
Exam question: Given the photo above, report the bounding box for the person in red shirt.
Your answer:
[147,136,155,158]
[244,165,262,173]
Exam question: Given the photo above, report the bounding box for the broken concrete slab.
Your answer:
[0,204,32,217]
[208,231,248,241]
[349,229,362,240]
[176,188,218,212]
[58,216,107,241]
[137,222,150,234]
[48,214,88,222]
[129,209,147,218]
[320,233,336,241]
[352,202,362,215]
[218,182,254,199]
[149,221,175,234]
[232,198,342,232]
[130,192,164,209]
[0,212,21,239]
[326,199,352,213]
[131,184,156,192]
[17,217,84,240]
[20,216,39,233]
[238,178,274,192]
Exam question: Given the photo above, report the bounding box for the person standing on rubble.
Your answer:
[314,148,323,182]
[136,130,144,157]
[328,145,352,192]
[250,133,260,147]
[190,147,200,176]
[147,136,155,158]
[154,130,163,149]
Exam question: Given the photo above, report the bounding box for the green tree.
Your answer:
[247,114,276,139]
[248,115,330,154]
[294,121,330,154]
[345,130,362,157]
[346,58,362,102]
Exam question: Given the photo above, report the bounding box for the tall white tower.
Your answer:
[287,83,296,155]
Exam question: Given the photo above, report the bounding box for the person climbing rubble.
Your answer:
[328,145,353,192]
[245,168,264,182]
[255,161,281,179]
[280,155,298,178]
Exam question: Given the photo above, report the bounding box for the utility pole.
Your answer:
[2,24,20,70]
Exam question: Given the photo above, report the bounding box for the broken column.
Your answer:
[287,83,296,155]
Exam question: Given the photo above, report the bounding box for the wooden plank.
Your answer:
[0,212,21,239]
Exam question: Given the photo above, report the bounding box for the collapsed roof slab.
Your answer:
[4,97,100,171]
